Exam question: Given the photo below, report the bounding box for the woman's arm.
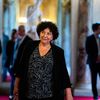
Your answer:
[65,88,73,100]
[13,77,20,96]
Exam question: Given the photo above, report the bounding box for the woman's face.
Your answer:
[40,28,53,45]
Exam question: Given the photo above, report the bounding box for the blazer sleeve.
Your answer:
[13,40,39,78]
[13,36,32,76]
[61,50,71,88]
[13,43,28,77]
[52,45,71,91]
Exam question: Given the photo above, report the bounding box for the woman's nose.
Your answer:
[43,33,47,37]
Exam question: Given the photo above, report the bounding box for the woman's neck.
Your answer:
[39,42,51,56]
[39,42,51,48]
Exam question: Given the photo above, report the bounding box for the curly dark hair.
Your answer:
[36,21,59,40]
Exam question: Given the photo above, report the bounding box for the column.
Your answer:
[77,0,92,84]
[61,0,71,75]
[56,0,63,47]
[2,2,9,81]
[9,0,16,33]
[2,0,17,81]
[71,0,79,86]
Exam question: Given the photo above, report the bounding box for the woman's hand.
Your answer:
[13,86,19,96]
[65,88,73,100]
[13,77,20,96]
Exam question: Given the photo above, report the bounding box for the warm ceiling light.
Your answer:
[18,17,27,23]
[41,18,52,22]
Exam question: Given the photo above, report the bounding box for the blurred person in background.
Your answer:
[12,25,33,100]
[5,29,17,100]
[86,23,100,100]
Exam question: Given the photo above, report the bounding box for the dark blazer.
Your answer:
[15,40,71,100]
[13,35,33,72]
[5,40,15,67]
[86,34,98,67]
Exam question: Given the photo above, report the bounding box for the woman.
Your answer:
[13,21,73,100]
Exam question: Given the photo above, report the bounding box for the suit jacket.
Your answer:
[5,40,15,67]
[13,35,33,72]
[86,34,98,67]
[15,40,71,100]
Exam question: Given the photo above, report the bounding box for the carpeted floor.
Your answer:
[0,96,9,100]
[0,96,99,100]
[74,96,99,100]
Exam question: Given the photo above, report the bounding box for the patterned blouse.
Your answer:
[27,46,54,99]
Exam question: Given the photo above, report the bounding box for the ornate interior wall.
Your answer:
[18,0,58,24]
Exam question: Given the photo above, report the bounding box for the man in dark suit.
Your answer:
[13,25,33,99]
[9,25,33,100]
[86,23,100,100]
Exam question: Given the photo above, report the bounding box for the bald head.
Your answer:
[18,25,25,37]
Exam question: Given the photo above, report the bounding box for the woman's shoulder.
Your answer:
[51,44,64,52]
[28,39,39,43]
[26,40,39,49]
